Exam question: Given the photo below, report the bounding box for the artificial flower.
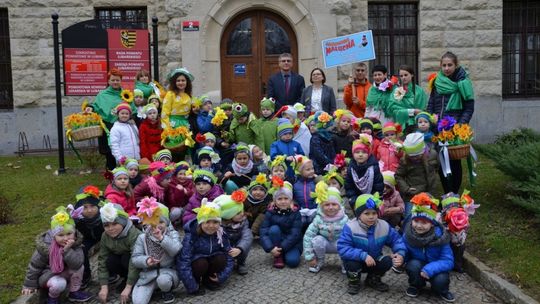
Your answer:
[100,203,118,223]
[445,208,469,233]
[211,107,228,126]
[393,86,407,101]
[318,112,331,123]
[438,115,457,132]
[231,189,247,203]
[410,192,439,210]
[83,185,100,198]
[195,133,206,143]
[255,173,267,185]
[334,151,347,168]
[52,212,69,225]
[136,197,159,217]
[427,72,437,92]
[121,89,134,103]
[272,176,284,188]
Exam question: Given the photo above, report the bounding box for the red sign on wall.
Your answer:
[64,48,108,95]
[107,29,150,91]
[182,21,199,31]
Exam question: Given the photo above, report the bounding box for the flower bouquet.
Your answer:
[64,102,105,141]
[161,126,195,152]
[440,190,480,246]
[433,115,474,160]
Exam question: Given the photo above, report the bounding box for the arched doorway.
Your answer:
[220,10,298,112]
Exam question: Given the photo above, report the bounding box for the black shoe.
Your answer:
[346,271,361,295]
[406,286,418,297]
[204,280,221,291]
[365,274,389,292]
[237,264,248,275]
[161,291,175,304]
[440,291,456,302]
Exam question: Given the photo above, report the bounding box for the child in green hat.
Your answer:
[254,97,278,155]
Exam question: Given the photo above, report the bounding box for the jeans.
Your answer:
[268,225,301,268]
[342,255,392,275]
[406,259,450,294]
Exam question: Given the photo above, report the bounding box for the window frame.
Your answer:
[0,7,13,110]
[94,7,148,29]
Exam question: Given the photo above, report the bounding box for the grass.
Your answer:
[0,152,539,302]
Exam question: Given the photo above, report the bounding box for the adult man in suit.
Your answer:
[267,53,306,110]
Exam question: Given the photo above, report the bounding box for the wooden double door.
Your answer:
[220,10,298,112]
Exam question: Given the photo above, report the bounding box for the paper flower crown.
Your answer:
[311,181,342,205]
[249,173,271,190]
[136,197,169,227]
[194,198,221,223]
[100,202,129,223]
[270,155,287,170]
[75,185,101,202]
[51,206,75,233]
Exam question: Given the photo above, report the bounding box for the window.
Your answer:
[503,0,540,98]
[227,18,252,55]
[95,7,148,29]
[264,18,291,55]
[0,8,13,110]
[368,3,418,77]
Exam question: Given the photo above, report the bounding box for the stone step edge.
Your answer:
[464,251,539,304]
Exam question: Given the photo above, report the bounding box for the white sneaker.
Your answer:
[309,265,321,273]
[341,264,347,274]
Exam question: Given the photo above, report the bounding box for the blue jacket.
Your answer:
[270,139,305,179]
[259,207,303,253]
[345,154,384,205]
[309,132,336,175]
[403,223,454,278]
[338,218,406,262]
[197,111,213,134]
[293,177,316,209]
[176,220,234,293]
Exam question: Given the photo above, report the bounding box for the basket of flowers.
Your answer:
[433,115,474,160]
[161,126,195,152]
[64,109,104,142]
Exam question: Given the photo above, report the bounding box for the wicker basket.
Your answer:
[70,125,103,141]
[448,144,470,160]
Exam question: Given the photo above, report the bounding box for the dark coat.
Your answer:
[345,155,384,204]
[301,84,337,114]
[310,132,336,175]
[293,177,317,210]
[267,71,306,109]
[222,218,253,252]
[259,207,303,253]
[331,129,354,158]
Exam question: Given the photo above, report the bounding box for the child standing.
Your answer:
[309,111,336,175]
[270,118,305,180]
[249,144,270,175]
[376,122,403,172]
[254,97,278,155]
[229,103,257,145]
[182,170,224,225]
[22,207,92,304]
[292,155,318,226]
[139,103,162,161]
[222,144,259,194]
[379,171,405,228]
[133,162,174,206]
[132,200,181,304]
[177,199,234,294]
[105,167,137,216]
[331,109,355,158]
[359,118,380,154]
[215,191,254,275]
[196,96,214,134]
[338,194,406,294]
[303,182,349,273]
[133,89,147,127]
[415,111,437,148]
[245,174,272,236]
[260,179,303,268]
[97,203,142,304]
[110,102,140,163]
[403,205,455,302]
[344,135,384,209]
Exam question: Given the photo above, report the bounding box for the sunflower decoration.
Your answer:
[161,126,195,148]
[121,89,134,103]
[211,107,228,126]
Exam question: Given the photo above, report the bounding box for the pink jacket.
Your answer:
[375,138,403,172]
[182,185,225,225]
[379,187,405,216]
[104,184,136,216]
[167,178,194,209]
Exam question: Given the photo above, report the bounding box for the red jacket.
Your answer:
[375,138,403,172]
[167,178,194,209]
[379,186,405,216]
[139,118,162,160]
[104,184,136,216]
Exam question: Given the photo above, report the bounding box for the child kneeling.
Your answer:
[337,194,406,294]
[403,205,455,302]
[303,182,348,273]
[22,207,92,303]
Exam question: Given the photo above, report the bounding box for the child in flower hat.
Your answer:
[177,199,234,295]
[132,198,181,304]
[133,161,174,206]
[331,109,355,157]
[270,118,305,179]
[245,173,272,235]
[215,190,253,275]
[22,206,92,304]
[403,204,455,302]
[376,122,403,172]
[182,170,224,225]
[303,181,349,273]
[309,111,336,175]
[379,171,405,228]
[167,161,195,225]
[337,193,406,294]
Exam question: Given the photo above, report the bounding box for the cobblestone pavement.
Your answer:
[63,242,501,304]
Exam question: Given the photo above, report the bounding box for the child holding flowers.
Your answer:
[309,111,336,175]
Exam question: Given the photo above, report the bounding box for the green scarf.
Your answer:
[92,86,136,123]
[366,85,392,116]
[388,83,427,128]
[434,70,474,111]
[135,81,154,98]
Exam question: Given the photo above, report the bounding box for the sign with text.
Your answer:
[107,29,150,91]
[64,48,108,95]
[322,30,376,68]
[182,21,199,31]
[234,63,246,76]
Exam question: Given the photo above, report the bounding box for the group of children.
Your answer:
[23,66,481,303]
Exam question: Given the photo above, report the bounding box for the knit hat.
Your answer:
[382,122,399,135]
[269,176,293,199]
[153,149,172,162]
[368,117,382,132]
[248,173,271,191]
[359,118,374,131]
[415,111,436,124]
[334,109,354,122]
[270,155,287,171]
[260,97,276,111]
[214,190,247,220]
[115,102,132,115]
[220,98,233,110]
[234,143,251,157]
[440,193,461,209]
[293,102,306,113]
[142,103,158,116]
[120,157,139,170]
[100,202,129,226]
[232,103,249,119]
[196,132,216,143]
[138,158,151,171]
[75,185,102,208]
[174,161,190,174]
[133,89,144,97]
[291,155,312,175]
[354,193,382,216]
[312,181,343,206]
[149,161,174,182]
[382,171,396,188]
[112,166,129,179]
[148,94,161,104]
[304,114,315,126]
[410,192,440,211]
[195,198,221,224]
[313,111,333,130]
[197,147,220,164]
[50,206,76,234]
[411,205,438,223]
[277,117,294,137]
[201,96,212,106]
[403,133,426,156]
[283,106,297,119]
[193,169,217,186]
[323,167,344,186]
[352,134,372,154]
[137,197,170,226]
[167,67,194,82]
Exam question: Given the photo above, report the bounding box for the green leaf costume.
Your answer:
[388,83,427,128]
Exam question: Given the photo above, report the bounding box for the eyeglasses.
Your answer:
[280,59,292,63]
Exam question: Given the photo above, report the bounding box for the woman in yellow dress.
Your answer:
[161,68,194,129]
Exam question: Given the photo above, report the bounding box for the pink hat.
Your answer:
[115,102,132,115]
